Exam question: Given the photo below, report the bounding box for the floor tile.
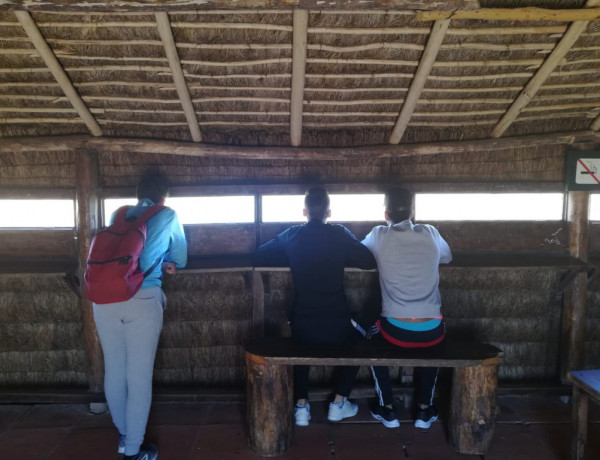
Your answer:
[49,426,117,460]
[0,427,70,460]
[0,404,31,429]
[145,425,199,459]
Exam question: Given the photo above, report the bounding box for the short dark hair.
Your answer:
[136,170,169,204]
[304,187,330,220]
[385,187,413,223]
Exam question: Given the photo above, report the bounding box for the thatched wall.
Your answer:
[0,274,87,387]
[97,144,565,186]
[157,271,253,386]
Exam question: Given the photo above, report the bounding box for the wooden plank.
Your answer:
[290,9,308,147]
[389,19,450,144]
[14,11,102,137]
[244,338,503,368]
[0,230,75,259]
[1,131,599,158]
[75,151,104,394]
[2,1,480,12]
[418,7,600,22]
[155,12,202,142]
[0,257,77,274]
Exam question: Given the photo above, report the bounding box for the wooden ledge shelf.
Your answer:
[0,257,77,275]
[183,255,254,272]
[253,252,589,271]
[448,252,589,269]
[0,253,587,275]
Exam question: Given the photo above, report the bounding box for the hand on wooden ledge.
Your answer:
[162,262,177,275]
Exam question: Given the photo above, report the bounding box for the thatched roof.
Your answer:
[2,0,600,153]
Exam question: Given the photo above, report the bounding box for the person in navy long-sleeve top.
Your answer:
[255,187,376,427]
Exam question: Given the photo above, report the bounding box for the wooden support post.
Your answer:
[252,270,265,339]
[449,365,499,455]
[75,151,104,393]
[560,191,590,382]
[245,352,293,456]
[572,386,589,460]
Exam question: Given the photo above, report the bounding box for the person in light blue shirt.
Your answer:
[93,170,187,460]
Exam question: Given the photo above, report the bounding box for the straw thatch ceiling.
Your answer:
[2,0,600,155]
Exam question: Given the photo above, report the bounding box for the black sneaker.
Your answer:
[370,403,400,428]
[123,443,158,460]
[414,406,438,429]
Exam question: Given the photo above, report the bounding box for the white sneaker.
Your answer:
[118,434,126,454]
[327,398,358,422]
[295,403,311,426]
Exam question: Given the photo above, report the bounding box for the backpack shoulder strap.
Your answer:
[132,205,166,227]
[113,206,131,225]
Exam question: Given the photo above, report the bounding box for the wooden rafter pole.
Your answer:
[590,114,600,131]
[492,0,600,138]
[290,9,308,147]
[14,11,102,136]
[418,7,600,22]
[389,19,450,144]
[155,11,202,142]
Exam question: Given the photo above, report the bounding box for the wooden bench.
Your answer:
[568,369,600,460]
[245,337,503,457]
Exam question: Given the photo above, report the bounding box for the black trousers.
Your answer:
[291,315,360,402]
[370,319,445,407]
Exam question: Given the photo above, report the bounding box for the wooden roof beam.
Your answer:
[290,9,308,147]
[14,11,102,137]
[389,19,450,145]
[155,11,201,142]
[492,0,600,139]
[1,131,598,159]
[1,1,480,13]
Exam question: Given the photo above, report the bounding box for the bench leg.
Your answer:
[449,365,499,455]
[246,352,293,457]
[572,386,588,460]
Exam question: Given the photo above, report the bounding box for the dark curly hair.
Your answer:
[136,169,170,204]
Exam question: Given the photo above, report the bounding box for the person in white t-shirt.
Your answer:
[361,187,452,430]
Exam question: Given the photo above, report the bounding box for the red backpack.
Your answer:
[84,205,164,304]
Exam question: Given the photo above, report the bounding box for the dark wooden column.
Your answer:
[572,385,588,460]
[560,191,590,382]
[449,364,499,455]
[75,150,104,393]
[245,352,293,456]
[252,270,265,339]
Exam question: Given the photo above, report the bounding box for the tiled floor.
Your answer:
[0,394,598,459]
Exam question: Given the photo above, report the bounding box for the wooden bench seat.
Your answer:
[245,337,503,457]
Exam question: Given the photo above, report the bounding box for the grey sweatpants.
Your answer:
[93,286,165,456]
